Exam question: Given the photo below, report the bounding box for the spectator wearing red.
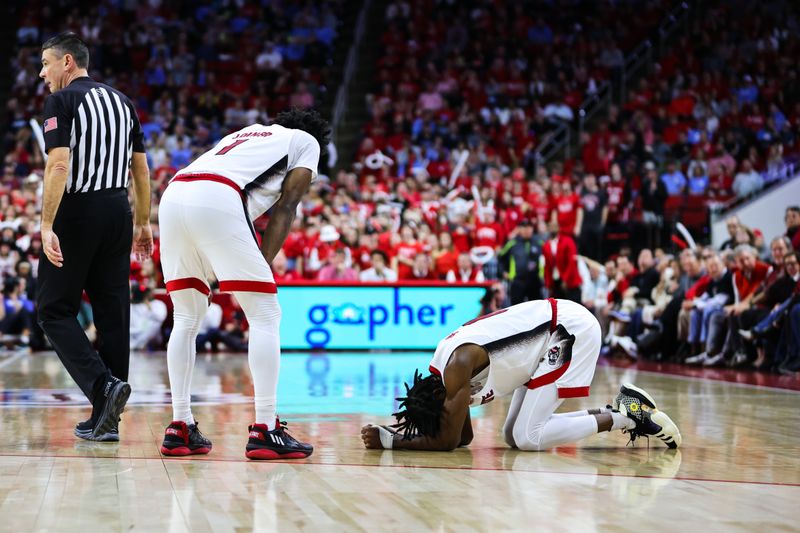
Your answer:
[432,232,459,280]
[473,209,505,250]
[608,255,639,305]
[549,177,583,238]
[446,253,486,284]
[392,225,424,280]
[542,223,583,302]
[409,253,437,280]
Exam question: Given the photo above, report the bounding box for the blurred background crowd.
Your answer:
[3,0,800,373]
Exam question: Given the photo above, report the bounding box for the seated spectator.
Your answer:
[272,250,301,282]
[256,42,283,71]
[446,253,485,283]
[129,282,168,351]
[409,252,437,280]
[720,216,741,250]
[359,250,398,282]
[785,206,800,252]
[478,282,508,316]
[432,232,459,280]
[660,161,687,196]
[732,159,763,199]
[317,248,358,281]
[683,251,734,364]
[687,165,709,196]
[0,276,33,347]
[578,255,609,316]
[195,301,231,353]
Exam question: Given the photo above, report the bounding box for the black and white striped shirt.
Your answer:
[43,76,145,193]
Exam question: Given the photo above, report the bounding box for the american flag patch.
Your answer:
[43,117,57,133]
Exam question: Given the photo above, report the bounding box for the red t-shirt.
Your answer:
[605,181,628,224]
[550,192,581,235]
[434,250,459,279]
[393,241,423,279]
[473,221,505,249]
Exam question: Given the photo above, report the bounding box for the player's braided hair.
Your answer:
[392,369,446,440]
[272,107,331,158]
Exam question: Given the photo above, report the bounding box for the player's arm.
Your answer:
[261,168,312,264]
[459,409,474,447]
[362,348,474,451]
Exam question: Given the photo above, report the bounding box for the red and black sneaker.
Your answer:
[160,421,212,456]
[245,418,313,460]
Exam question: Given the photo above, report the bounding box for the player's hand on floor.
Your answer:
[361,424,395,449]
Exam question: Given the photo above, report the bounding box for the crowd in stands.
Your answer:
[3,0,800,374]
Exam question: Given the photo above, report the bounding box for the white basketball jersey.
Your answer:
[175,124,320,219]
[428,300,576,407]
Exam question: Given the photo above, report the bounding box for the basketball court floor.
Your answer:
[0,350,798,531]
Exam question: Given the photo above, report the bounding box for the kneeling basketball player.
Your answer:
[361,299,681,451]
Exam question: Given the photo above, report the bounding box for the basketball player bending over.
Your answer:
[158,109,329,459]
[362,299,681,451]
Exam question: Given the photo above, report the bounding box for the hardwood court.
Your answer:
[0,351,798,531]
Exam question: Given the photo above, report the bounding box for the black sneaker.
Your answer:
[75,417,119,442]
[160,421,212,456]
[614,383,682,448]
[245,418,313,460]
[88,378,131,441]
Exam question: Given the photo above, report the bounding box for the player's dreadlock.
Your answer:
[392,369,447,440]
[272,107,331,158]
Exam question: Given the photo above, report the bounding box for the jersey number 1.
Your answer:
[215,139,249,155]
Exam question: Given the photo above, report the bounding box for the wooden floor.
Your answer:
[0,350,798,532]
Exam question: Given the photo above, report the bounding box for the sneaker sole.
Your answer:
[75,428,119,442]
[619,383,658,409]
[160,446,212,457]
[651,410,682,449]
[245,449,312,460]
[91,383,131,440]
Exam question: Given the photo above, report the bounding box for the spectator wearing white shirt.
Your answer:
[359,250,398,282]
[129,282,168,350]
[256,42,283,71]
[446,253,485,283]
[732,159,764,198]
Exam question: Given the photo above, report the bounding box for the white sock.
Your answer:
[236,292,281,430]
[611,411,636,431]
[167,290,208,426]
[535,415,599,449]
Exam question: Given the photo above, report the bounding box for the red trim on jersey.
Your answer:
[548,297,558,333]
[218,280,278,294]
[526,359,571,390]
[166,278,210,295]
[429,365,441,376]
[557,386,590,398]
[171,173,244,200]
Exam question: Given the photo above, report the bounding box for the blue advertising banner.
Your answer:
[278,284,486,349]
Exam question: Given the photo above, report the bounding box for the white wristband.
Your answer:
[378,426,394,449]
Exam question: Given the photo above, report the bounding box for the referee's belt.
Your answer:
[170,173,244,201]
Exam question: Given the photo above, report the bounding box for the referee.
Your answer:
[38,32,152,441]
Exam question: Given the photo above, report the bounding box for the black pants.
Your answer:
[580,227,603,261]
[37,189,132,403]
[509,278,542,305]
[551,283,582,303]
